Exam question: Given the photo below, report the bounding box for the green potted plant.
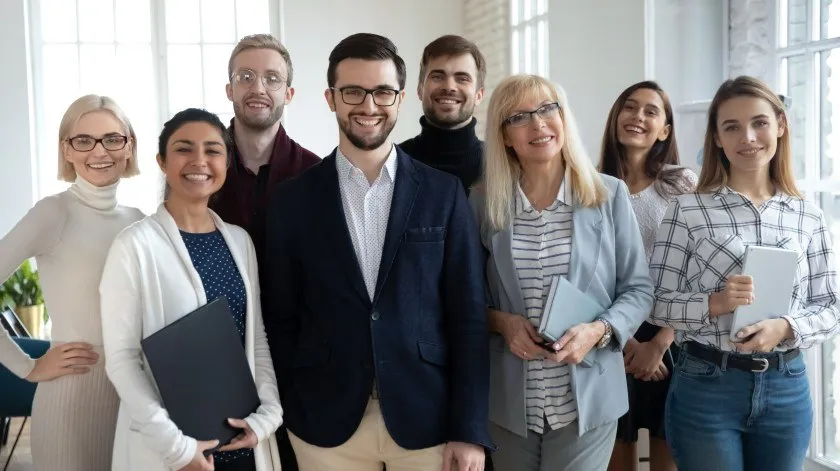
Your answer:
[0,259,46,338]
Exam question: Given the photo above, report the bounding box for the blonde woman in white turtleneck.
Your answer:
[0,94,144,471]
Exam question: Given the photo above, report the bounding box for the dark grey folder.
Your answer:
[140,297,260,448]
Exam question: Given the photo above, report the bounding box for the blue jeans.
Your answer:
[665,345,812,471]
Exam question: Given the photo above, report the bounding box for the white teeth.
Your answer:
[740,148,761,155]
[246,103,268,108]
[624,125,645,134]
[530,136,552,144]
[354,117,381,127]
[184,174,210,181]
[88,162,114,169]
[437,99,458,104]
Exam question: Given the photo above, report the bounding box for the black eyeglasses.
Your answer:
[331,86,400,106]
[231,68,287,91]
[67,134,128,152]
[503,102,561,128]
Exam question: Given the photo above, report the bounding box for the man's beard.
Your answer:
[423,93,474,128]
[338,114,396,151]
[233,101,284,131]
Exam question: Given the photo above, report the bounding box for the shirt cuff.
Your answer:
[8,357,36,380]
[779,315,802,349]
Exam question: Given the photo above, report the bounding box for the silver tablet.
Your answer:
[729,244,799,342]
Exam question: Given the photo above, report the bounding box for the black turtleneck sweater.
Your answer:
[398,116,484,195]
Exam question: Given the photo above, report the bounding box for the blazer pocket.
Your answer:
[292,347,331,368]
[417,341,448,367]
[405,227,446,243]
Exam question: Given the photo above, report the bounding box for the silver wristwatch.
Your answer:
[595,318,613,349]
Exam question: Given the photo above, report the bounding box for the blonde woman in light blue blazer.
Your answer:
[470,75,653,471]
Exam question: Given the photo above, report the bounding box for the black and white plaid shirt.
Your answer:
[649,187,839,351]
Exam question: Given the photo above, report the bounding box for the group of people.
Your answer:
[0,29,836,471]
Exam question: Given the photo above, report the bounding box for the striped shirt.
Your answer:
[512,178,577,433]
[649,187,840,351]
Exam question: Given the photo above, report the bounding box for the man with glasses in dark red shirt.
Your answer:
[211,33,319,471]
[212,34,320,264]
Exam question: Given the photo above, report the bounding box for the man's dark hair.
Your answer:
[327,33,406,90]
[418,35,486,89]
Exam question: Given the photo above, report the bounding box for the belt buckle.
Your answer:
[751,357,769,373]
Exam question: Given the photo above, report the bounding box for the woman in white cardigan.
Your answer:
[100,108,283,471]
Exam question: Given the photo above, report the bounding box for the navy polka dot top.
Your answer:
[181,229,254,463]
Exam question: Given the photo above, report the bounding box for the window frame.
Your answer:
[509,0,549,76]
[775,0,840,469]
[27,0,282,205]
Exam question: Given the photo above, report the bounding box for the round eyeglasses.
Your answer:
[503,102,561,128]
[67,135,128,152]
[231,68,287,91]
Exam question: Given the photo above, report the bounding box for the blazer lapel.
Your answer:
[319,152,371,304]
[491,228,527,315]
[373,149,419,304]
[567,204,603,293]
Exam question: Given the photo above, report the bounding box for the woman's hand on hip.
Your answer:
[25,342,98,383]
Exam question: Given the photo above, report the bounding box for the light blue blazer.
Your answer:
[469,174,653,437]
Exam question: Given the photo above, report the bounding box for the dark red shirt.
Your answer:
[211,120,320,261]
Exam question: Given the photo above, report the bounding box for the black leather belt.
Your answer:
[684,341,800,373]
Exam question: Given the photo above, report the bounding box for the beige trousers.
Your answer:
[289,398,445,471]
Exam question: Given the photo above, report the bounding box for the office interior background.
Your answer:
[0,0,838,469]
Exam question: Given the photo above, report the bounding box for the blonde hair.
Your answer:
[58,94,139,182]
[483,74,607,230]
[228,34,293,86]
[697,75,801,197]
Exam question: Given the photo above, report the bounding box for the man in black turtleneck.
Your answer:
[399,35,486,194]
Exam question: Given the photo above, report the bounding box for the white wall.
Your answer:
[547,0,648,161]
[281,0,463,157]
[0,0,37,238]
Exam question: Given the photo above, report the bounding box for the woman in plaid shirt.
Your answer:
[648,76,840,471]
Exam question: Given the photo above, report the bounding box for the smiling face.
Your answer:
[226,47,293,131]
[503,98,565,165]
[616,88,670,152]
[325,58,405,152]
[418,53,484,129]
[158,121,228,204]
[62,110,131,187]
[714,95,785,176]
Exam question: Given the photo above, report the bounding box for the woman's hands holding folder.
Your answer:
[492,310,550,360]
[218,418,257,452]
[179,439,217,471]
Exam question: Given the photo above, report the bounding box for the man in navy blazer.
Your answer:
[263,33,492,470]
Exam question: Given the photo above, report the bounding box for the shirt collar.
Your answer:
[712,185,796,209]
[335,145,398,184]
[515,170,572,215]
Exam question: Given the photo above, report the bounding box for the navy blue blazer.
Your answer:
[263,147,493,451]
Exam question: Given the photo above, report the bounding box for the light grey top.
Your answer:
[0,177,143,378]
[629,166,698,261]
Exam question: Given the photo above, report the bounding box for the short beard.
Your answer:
[422,97,474,129]
[233,101,284,131]
[338,114,396,151]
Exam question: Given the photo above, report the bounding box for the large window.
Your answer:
[510,0,548,76]
[777,0,840,468]
[30,0,273,214]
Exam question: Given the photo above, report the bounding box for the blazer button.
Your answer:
[371,310,381,321]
